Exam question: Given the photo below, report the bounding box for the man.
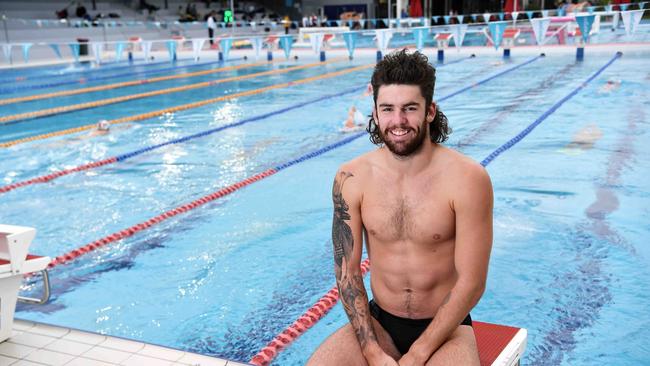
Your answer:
[308,49,493,365]
[207,11,217,47]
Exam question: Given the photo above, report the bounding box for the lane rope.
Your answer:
[0,63,374,148]
[247,52,622,366]
[0,57,245,94]
[0,60,274,106]
[0,58,348,125]
[0,55,476,193]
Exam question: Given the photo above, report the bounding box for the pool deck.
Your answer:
[1,319,249,366]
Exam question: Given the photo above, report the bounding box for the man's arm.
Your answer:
[332,169,396,365]
[401,164,494,365]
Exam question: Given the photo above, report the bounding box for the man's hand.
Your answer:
[397,348,428,366]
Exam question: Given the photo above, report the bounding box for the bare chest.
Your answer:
[361,182,455,244]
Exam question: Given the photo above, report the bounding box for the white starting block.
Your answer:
[0,225,51,343]
[434,33,452,62]
[502,28,521,58]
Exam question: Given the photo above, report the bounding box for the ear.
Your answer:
[426,102,437,122]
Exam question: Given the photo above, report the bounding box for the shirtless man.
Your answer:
[308,49,493,366]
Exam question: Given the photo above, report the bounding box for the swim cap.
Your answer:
[97,120,110,131]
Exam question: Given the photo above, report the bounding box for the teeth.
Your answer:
[391,129,408,136]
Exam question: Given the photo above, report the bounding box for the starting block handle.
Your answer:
[18,269,50,305]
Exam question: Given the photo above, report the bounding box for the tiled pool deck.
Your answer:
[0,319,249,366]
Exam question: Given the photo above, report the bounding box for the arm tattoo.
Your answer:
[332,171,354,270]
[331,171,378,349]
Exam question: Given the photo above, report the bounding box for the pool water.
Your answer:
[1,50,649,365]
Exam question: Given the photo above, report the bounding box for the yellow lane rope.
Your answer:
[0,58,347,125]
[0,60,275,106]
[0,63,374,148]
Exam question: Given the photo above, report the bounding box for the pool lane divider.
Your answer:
[247,52,623,366]
[0,57,245,94]
[0,63,375,148]
[44,130,366,269]
[0,60,276,106]
[0,55,486,192]
[0,58,349,125]
[0,85,367,194]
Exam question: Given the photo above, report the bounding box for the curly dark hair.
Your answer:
[367,49,451,145]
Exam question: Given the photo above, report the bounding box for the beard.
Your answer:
[378,119,429,157]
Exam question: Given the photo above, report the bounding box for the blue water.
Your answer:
[1,49,649,366]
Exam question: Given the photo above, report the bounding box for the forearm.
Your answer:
[336,270,381,357]
[410,281,485,359]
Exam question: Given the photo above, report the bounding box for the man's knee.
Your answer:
[425,326,479,366]
[307,324,366,366]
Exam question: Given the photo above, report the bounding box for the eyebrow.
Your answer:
[377,102,421,108]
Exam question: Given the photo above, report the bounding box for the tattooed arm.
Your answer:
[399,164,494,366]
[332,169,395,365]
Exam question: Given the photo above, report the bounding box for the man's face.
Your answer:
[373,84,434,156]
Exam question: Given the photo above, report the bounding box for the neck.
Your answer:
[382,140,437,175]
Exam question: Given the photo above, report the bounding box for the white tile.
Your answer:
[44,339,94,356]
[61,330,106,346]
[99,337,144,353]
[176,353,228,366]
[64,357,114,366]
[121,354,174,366]
[82,346,132,364]
[25,349,74,366]
[28,324,69,339]
[8,332,57,348]
[0,354,18,365]
[9,360,45,366]
[137,344,184,361]
[225,362,252,366]
[12,320,36,332]
[0,342,36,359]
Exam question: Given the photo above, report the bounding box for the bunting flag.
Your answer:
[450,24,469,49]
[408,18,414,27]
[605,5,613,13]
[2,44,12,63]
[483,13,491,23]
[192,39,205,61]
[68,43,79,63]
[166,40,176,60]
[250,37,264,60]
[588,6,595,14]
[558,7,566,16]
[309,33,324,54]
[92,42,102,64]
[375,29,393,54]
[542,10,549,18]
[360,19,366,28]
[443,15,450,24]
[220,38,233,60]
[471,14,478,22]
[48,44,62,59]
[371,19,377,26]
[411,27,428,50]
[115,42,125,62]
[575,14,595,42]
[457,15,464,24]
[526,11,534,19]
[620,4,629,11]
[432,16,440,24]
[250,21,256,31]
[498,12,505,20]
[327,20,334,26]
[612,11,620,29]
[641,2,647,10]
[279,35,293,59]
[620,10,645,36]
[530,17,551,45]
[512,12,519,21]
[36,20,42,27]
[336,20,342,27]
[488,21,508,49]
[342,31,358,58]
[143,41,152,62]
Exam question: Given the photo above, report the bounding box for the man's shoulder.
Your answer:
[438,146,490,181]
[336,151,376,177]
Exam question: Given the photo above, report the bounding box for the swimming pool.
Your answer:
[1,48,649,365]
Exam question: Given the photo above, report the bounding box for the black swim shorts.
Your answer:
[369,299,472,355]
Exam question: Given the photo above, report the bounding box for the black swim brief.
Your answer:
[369,299,472,355]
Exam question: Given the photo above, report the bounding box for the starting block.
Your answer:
[0,225,51,343]
[502,28,521,58]
[434,33,453,62]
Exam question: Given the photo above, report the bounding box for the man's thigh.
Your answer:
[306,319,400,366]
[425,325,480,366]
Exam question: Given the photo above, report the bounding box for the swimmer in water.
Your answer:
[340,106,366,132]
[90,120,111,137]
[598,79,621,94]
[559,123,603,155]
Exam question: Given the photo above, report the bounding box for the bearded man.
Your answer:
[308,49,493,366]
